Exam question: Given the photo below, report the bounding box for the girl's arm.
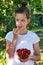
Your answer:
[6,38,17,59]
[30,42,40,61]
[6,28,18,59]
[19,42,40,62]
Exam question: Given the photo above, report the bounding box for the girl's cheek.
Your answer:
[16,22,19,26]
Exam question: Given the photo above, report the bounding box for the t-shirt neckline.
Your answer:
[19,30,29,36]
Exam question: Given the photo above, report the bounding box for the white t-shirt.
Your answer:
[5,30,40,65]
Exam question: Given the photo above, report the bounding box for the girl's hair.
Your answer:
[15,2,30,19]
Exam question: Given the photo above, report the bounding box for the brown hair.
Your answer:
[15,2,30,19]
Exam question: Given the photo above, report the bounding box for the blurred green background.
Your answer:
[0,0,43,65]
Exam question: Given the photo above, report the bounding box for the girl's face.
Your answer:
[15,13,30,31]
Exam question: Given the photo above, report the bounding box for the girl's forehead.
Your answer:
[15,13,27,19]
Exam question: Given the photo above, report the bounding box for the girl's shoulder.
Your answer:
[5,31,13,38]
[5,31,13,42]
[28,30,37,36]
[28,30,40,43]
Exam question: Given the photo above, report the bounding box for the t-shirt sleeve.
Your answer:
[33,33,40,44]
[5,31,13,42]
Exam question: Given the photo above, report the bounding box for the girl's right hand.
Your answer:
[13,28,19,39]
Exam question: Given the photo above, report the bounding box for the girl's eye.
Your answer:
[21,20,25,22]
[16,19,19,21]
[15,19,25,23]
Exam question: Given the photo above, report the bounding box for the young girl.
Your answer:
[5,2,40,65]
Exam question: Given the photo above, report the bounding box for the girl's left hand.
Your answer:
[18,56,31,62]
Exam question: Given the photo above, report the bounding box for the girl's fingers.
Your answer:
[13,28,19,34]
[13,28,19,39]
[18,56,31,62]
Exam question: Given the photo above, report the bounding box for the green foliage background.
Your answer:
[0,0,43,65]
[0,0,43,32]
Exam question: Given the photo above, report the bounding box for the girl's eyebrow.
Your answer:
[21,19,25,21]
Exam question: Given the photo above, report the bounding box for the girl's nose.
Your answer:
[16,21,22,26]
[19,22,22,25]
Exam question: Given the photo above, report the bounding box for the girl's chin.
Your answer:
[18,27,23,30]
[18,29,22,32]
[18,29,23,33]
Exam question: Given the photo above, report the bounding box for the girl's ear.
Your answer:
[27,18,30,25]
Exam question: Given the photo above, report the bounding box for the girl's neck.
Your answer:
[19,28,28,35]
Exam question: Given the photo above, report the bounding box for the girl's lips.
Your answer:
[18,26,22,29]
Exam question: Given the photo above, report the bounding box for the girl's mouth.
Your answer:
[18,26,22,29]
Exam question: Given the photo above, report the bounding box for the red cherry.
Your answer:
[16,48,31,59]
